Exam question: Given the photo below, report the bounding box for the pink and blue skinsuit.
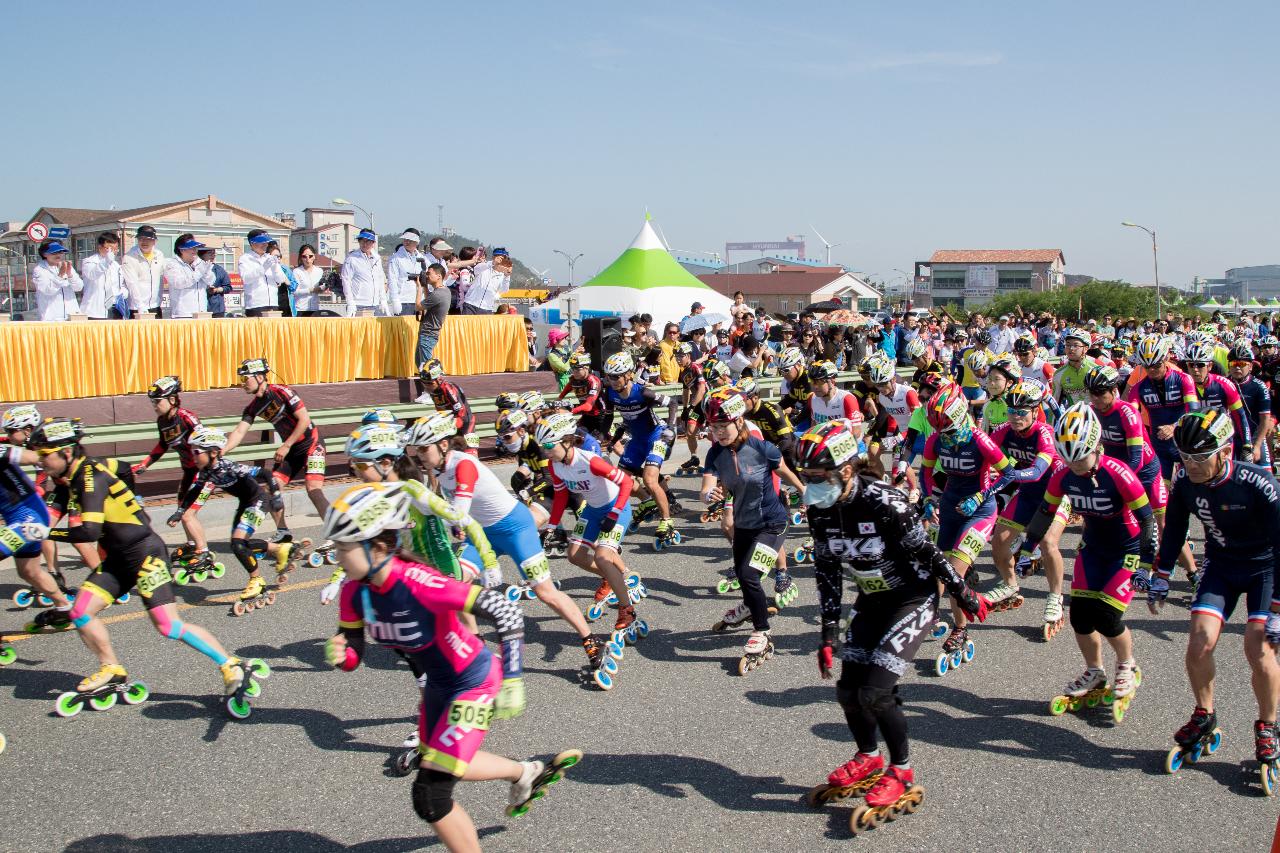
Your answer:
[921,426,1013,566]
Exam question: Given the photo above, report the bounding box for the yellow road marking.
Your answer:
[2,577,331,644]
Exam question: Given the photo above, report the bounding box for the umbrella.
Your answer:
[804,299,844,314]
[824,309,861,325]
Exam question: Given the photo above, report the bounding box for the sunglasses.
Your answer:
[1230,360,1253,367]
[1186,362,1211,368]
[1177,448,1218,464]
[1006,407,1034,417]
[499,431,519,443]
[351,460,376,472]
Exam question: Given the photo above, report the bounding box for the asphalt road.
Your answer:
[1,452,1277,853]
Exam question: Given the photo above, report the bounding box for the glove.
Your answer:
[166,510,184,526]
[495,677,526,719]
[817,643,834,680]
[548,527,568,544]
[510,470,532,493]
[320,580,342,605]
[1146,575,1170,614]
[891,459,908,483]
[957,493,983,517]
[882,434,901,452]
[1132,566,1151,592]
[599,515,617,534]
[482,566,504,589]
[131,462,146,476]
[1015,553,1034,578]
[324,635,353,669]
[1266,612,1280,647]
[958,587,990,623]
[922,498,938,522]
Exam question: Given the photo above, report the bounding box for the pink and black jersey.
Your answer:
[1094,399,1156,473]
[241,384,318,446]
[1194,374,1251,453]
[921,428,1011,497]
[1043,456,1151,550]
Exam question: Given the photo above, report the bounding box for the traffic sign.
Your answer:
[26,222,48,242]
[49,227,70,239]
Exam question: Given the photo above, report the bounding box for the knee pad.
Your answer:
[412,768,457,824]
[231,538,259,571]
[857,685,900,715]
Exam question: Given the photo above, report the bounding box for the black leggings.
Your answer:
[731,525,785,631]
[836,593,937,765]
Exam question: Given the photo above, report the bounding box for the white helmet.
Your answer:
[778,347,806,371]
[1054,403,1103,463]
[189,425,228,451]
[402,412,455,447]
[604,351,634,376]
[322,482,412,543]
[2,405,41,431]
[964,349,990,374]
[534,412,577,447]
[902,338,927,360]
[345,423,404,461]
[867,358,895,385]
[1134,334,1171,366]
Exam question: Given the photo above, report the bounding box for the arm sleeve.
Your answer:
[405,482,498,571]
[571,376,602,415]
[587,453,631,514]
[467,587,525,679]
[548,469,570,528]
[1113,461,1155,565]
[1155,475,1190,577]
[450,458,478,518]
[1119,404,1145,470]
[888,493,970,599]
[813,546,844,645]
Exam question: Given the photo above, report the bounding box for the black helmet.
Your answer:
[1230,341,1255,363]
[28,417,85,451]
[1083,364,1122,394]
[237,358,269,377]
[1013,336,1035,355]
[1173,409,1234,456]
[974,329,992,346]
[147,375,182,400]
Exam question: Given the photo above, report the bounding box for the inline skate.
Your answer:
[305,539,339,568]
[792,537,815,564]
[712,602,752,633]
[773,571,800,609]
[11,568,76,609]
[807,752,886,807]
[700,498,726,523]
[171,548,227,586]
[230,575,276,616]
[627,498,658,534]
[506,750,584,817]
[541,527,569,558]
[54,664,150,718]
[985,580,1024,613]
[933,626,975,676]
[1042,592,1066,642]
[676,455,701,476]
[223,656,271,720]
[1164,707,1222,774]
[1255,720,1279,797]
[581,634,621,691]
[848,766,925,836]
[738,630,774,675]
[653,519,682,551]
[585,574,646,621]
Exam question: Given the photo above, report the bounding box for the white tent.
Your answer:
[530,218,734,331]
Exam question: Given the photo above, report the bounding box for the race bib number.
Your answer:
[306,448,327,474]
[596,522,623,550]
[1121,553,1139,571]
[464,432,480,449]
[651,440,669,459]
[447,699,494,730]
[958,531,985,556]
[851,568,890,594]
[521,555,551,584]
[239,507,266,532]
[572,518,588,538]
[748,542,778,575]
[0,527,24,551]
[136,555,172,598]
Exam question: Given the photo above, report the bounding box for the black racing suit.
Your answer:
[810,477,979,766]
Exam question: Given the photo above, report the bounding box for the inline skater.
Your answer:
[536,412,638,675]
[0,417,69,633]
[804,361,861,427]
[800,419,989,820]
[698,390,805,668]
[131,376,211,574]
[903,338,946,391]
[920,382,1014,661]
[600,351,682,547]
[1184,341,1251,460]
[675,343,708,475]
[166,426,296,609]
[404,412,600,667]
[1015,334,1055,386]
[1051,328,1094,407]
[979,354,1020,432]
[736,376,797,462]
[29,419,249,705]
[1019,404,1154,719]
[322,483,580,852]
[417,359,479,455]
[987,379,1070,631]
[1151,410,1280,779]
[1229,340,1274,468]
[778,347,814,428]
[556,352,613,445]
[496,408,580,552]
[1126,334,1198,483]
[223,358,329,538]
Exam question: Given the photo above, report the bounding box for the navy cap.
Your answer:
[44,241,69,254]
[135,225,158,239]
[357,229,377,242]
[176,237,206,251]
[491,247,510,257]
[248,232,274,245]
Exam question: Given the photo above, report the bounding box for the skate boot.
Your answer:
[700,498,725,523]
[593,578,613,603]
[220,657,246,696]
[1255,721,1280,796]
[1050,667,1107,715]
[653,519,682,551]
[627,499,657,533]
[270,528,293,544]
[986,580,1024,613]
[26,606,73,633]
[506,750,584,817]
[54,663,150,718]
[934,626,974,676]
[223,656,271,720]
[807,752,886,807]
[1110,659,1141,722]
[611,604,649,646]
[581,635,620,690]
[1165,707,1222,773]
[850,766,924,835]
[231,575,276,616]
[677,455,700,476]
[712,602,752,633]
[773,571,799,609]
[273,542,296,584]
[172,549,226,586]
[1042,592,1066,642]
[715,568,741,595]
[543,527,569,558]
[738,630,774,675]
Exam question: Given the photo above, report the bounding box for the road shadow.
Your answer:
[64,828,499,852]
[568,751,808,812]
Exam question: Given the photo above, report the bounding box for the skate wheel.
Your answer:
[89,692,118,712]
[55,692,84,718]
[13,589,34,609]
[232,601,247,617]
[586,604,602,622]
[849,804,876,834]
[1207,728,1222,754]
[211,563,226,579]
[1163,747,1184,774]
[276,573,290,587]
[607,640,624,661]
[226,695,252,720]
[1049,696,1068,716]
[626,626,638,645]
[524,587,537,600]
[123,681,149,705]
[700,513,712,523]
[901,785,924,814]
[653,539,664,552]
[393,749,418,776]
[791,511,804,525]
[806,784,833,809]
[244,679,262,698]
[1112,698,1127,723]
[672,531,682,544]
[0,646,15,666]
[326,550,339,566]
[37,593,55,607]
[625,573,641,589]
[935,653,950,676]
[0,732,5,754]
[963,640,976,663]
[1042,622,1055,643]
[1262,762,1279,797]
[193,571,209,583]
[635,620,650,638]
[737,657,750,676]
[931,622,949,640]
[505,586,521,603]
[117,593,130,604]
[1133,667,1143,688]
[593,668,614,690]
[266,592,278,606]
[1085,694,1100,709]
[243,601,256,613]
[601,656,618,674]
[308,552,325,568]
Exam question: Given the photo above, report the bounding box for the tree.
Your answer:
[981,280,1158,321]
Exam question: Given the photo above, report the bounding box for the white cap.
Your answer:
[430,238,453,251]
[400,231,421,243]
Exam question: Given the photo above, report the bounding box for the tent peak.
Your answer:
[628,219,666,252]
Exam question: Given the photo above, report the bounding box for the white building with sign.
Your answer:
[913,249,1065,310]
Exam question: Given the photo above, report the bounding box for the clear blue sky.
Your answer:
[5,1,1276,287]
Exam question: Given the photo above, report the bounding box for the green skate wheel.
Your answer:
[173,569,189,585]
[55,692,84,718]
[89,692,118,712]
[1112,699,1127,723]
[1085,694,1100,708]
[193,571,209,583]
[123,682,149,705]
[1163,747,1184,774]
[211,563,226,579]
[226,695,252,719]
[716,579,732,594]
[248,659,272,679]
[244,679,262,698]
[13,589,34,608]
[1049,696,1068,716]
[0,646,16,666]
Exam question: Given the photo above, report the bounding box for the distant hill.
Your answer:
[377,231,544,288]
[1064,274,1096,286]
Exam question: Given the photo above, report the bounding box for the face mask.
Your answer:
[804,481,842,509]
[501,436,521,453]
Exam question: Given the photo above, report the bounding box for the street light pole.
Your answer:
[333,198,375,235]
[1122,221,1161,320]
[553,249,584,287]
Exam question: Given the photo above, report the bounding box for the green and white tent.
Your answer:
[531,218,733,329]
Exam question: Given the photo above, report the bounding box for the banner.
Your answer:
[967,265,997,298]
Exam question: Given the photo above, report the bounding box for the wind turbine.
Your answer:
[531,267,551,284]
[809,224,843,265]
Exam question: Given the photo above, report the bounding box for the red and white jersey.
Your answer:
[1019,357,1055,385]
[436,452,517,526]
[550,448,626,510]
[877,382,920,437]
[807,389,859,426]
